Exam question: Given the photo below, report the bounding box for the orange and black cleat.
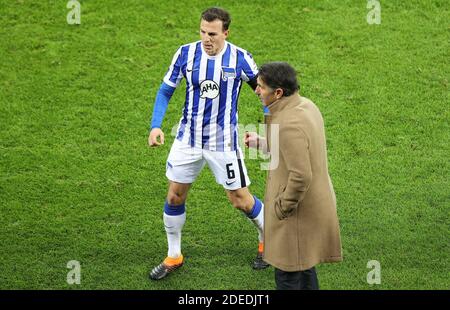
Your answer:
[149,255,184,280]
[253,242,269,270]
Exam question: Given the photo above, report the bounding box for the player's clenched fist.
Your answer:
[244,131,259,149]
[148,128,164,147]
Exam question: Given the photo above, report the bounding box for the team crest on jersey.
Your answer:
[200,80,219,99]
[221,67,236,81]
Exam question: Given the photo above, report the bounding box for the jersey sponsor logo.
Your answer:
[225,180,236,186]
[200,80,219,99]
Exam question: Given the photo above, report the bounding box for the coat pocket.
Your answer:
[274,185,288,220]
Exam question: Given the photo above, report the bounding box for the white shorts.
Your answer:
[166,139,251,190]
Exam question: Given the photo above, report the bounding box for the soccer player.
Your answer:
[148,7,268,280]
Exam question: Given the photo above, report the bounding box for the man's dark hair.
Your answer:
[258,62,300,97]
[201,7,231,31]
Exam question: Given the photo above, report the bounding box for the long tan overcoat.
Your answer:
[263,93,342,271]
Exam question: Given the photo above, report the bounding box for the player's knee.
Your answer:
[167,192,186,206]
[230,197,246,211]
[228,190,254,212]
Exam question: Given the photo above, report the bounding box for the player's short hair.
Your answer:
[201,7,231,31]
[258,62,300,97]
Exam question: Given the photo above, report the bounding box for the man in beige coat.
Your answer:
[244,62,342,289]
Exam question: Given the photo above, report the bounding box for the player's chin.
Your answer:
[203,45,214,54]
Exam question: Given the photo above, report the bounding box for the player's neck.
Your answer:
[215,41,226,55]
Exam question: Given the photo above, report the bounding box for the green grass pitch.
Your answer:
[0,0,448,289]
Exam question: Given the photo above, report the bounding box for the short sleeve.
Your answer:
[163,47,184,88]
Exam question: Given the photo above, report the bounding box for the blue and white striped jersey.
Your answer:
[163,41,258,152]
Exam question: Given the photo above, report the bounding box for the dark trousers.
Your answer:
[275,267,319,290]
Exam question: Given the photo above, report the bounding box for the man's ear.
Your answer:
[275,88,284,99]
[224,29,230,39]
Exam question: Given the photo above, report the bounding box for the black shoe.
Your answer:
[149,255,184,280]
[253,251,269,270]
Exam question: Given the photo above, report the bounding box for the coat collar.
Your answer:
[266,93,301,116]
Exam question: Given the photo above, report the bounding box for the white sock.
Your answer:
[164,212,186,258]
[250,203,264,243]
[246,196,264,244]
